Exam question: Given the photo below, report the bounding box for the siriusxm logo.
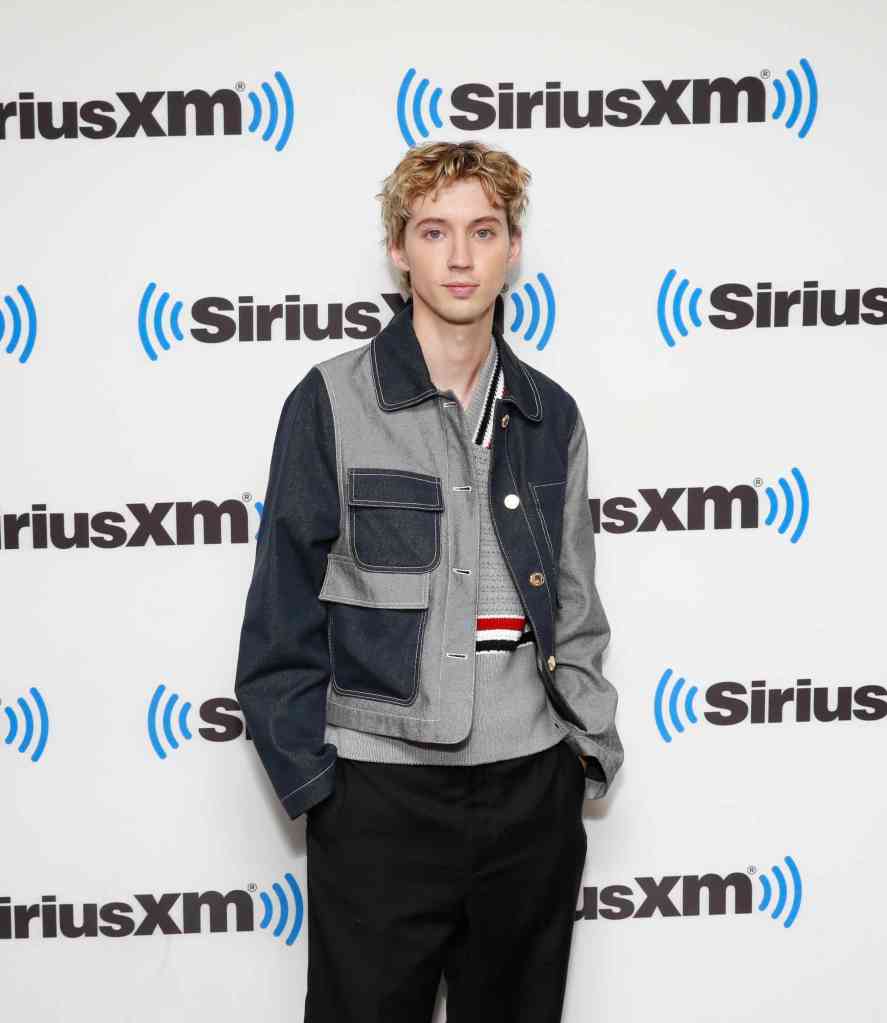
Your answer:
[655,670,887,741]
[137,274,555,359]
[0,497,259,552]
[657,269,887,346]
[0,283,37,365]
[396,58,817,146]
[147,685,251,759]
[0,71,294,151]
[576,854,802,929]
[592,467,810,543]
[1,872,304,944]
[2,686,49,762]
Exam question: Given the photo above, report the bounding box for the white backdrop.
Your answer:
[3,1,885,1019]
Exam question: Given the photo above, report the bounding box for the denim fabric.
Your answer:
[233,366,340,818]
[234,294,624,819]
[327,601,427,703]
[323,331,565,770]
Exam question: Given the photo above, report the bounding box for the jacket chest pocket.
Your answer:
[319,553,430,705]
[347,467,444,573]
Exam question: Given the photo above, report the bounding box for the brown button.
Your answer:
[529,571,545,587]
[500,413,510,428]
[547,654,557,671]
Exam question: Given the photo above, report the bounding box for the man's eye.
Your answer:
[477,228,496,239]
[423,229,443,239]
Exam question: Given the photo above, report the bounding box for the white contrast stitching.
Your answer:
[281,760,335,802]
[370,337,438,409]
[530,479,566,557]
[350,505,440,572]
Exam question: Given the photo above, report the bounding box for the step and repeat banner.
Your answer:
[3,1,884,1019]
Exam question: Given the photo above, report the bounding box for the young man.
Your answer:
[234,141,623,1023]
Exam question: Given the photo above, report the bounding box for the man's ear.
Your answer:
[389,240,409,274]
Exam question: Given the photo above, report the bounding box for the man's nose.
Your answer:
[448,233,473,268]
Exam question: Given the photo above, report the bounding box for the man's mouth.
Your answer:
[443,284,479,298]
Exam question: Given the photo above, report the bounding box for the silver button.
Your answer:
[504,493,520,509]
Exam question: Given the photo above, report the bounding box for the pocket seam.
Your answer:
[529,479,566,558]
[346,468,444,574]
[348,467,444,510]
[328,605,428,705]
[350,504,441,573]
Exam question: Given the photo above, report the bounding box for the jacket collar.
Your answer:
[370,293,542,422]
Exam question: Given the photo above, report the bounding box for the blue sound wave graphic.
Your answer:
[255,500,264,541]
[138,282,186,362]
[247,71,295,152]
[397,68,444,147]
[509,273,556,350]
[258,871,304,946]
[654,668,700,743]
[2,686,49,762]
[147,683,193,760]
[757,855,803,928]
[763,467,810,543]
[0,284,38,365]
[771,58,818,140]
[657,269,704,348]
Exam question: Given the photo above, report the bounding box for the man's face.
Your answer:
[389,176,521,327]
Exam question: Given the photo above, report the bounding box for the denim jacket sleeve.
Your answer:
[554,405,624,798]
[234,366,340,820]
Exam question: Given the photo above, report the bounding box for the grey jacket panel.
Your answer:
[317,342,478,742]
[550,408,625,798]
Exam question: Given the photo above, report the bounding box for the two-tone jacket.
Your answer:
[234,293,624,819]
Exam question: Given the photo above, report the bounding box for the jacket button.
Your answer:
[547,654,557,671]
[500,413,510,428]
[529,571,545,587]
[504,493,520,509]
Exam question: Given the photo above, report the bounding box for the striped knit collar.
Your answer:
[464,335,505,449]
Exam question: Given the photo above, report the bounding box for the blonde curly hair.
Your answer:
[377,141,531,293]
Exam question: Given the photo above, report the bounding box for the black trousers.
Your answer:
[304,738,588,1023]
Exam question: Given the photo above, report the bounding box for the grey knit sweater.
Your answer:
[323,334,564,764]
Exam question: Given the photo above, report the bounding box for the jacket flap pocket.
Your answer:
[319,553,430,609]
[348,467,443,510]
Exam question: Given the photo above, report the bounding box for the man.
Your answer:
[234,140,623,1023]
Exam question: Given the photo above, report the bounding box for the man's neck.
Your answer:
[410,291,495,411]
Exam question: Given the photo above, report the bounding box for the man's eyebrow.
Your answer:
[413,214,504,228]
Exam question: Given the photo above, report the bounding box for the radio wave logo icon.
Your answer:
[763,467,810,544]
[397,68,444,147]
[653,668,699,743]
[147,683,193,760]
[770,58,818,140]
[246,70,295,153]
[2,686,49,762]
[255,499,265,541]
[0,284,38,365]
[657,269,704,348]
[138,282,186,362]
[508,273,556,351]
[757,855,803,928]
[258,871,304,946]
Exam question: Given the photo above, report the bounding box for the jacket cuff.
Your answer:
[280,756,337,820]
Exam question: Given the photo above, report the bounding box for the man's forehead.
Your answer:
[410,179,504,219]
